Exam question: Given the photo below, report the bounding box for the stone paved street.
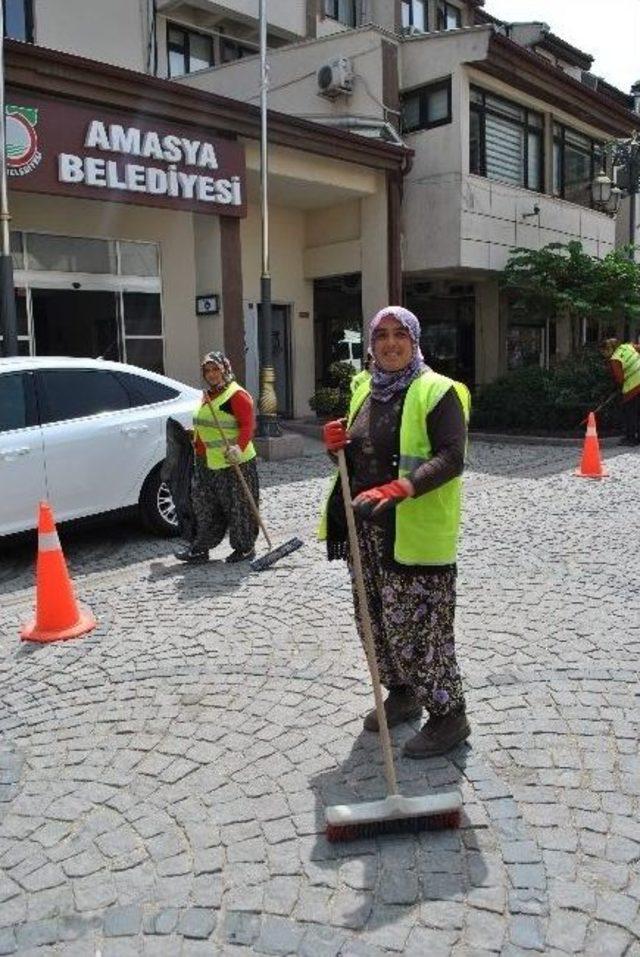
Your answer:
[0,439,639,956]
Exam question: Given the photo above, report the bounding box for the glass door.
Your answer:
[31,289,120,360]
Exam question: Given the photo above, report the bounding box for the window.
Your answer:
[27,235,116,274]
[402,0,427,32]
[221,37,256,63]
[115,372,178,407]
[167,23,214,77]
[401,78,452,133]
[324,0,356,28]
[122,293,164,374]
[553,124,602,208]
[470,87,543,192]
[0,373,28,432]
[119,242,159,278]
[38,370,131,425]
[437,1,462,30]
[3,0,33,42]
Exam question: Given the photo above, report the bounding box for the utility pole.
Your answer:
[0,0,18,357]
[256,0,280,437]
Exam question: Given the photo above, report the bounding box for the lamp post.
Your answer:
[256,0,280,437]
[593,131,640,257]
[0,1,18,357]
[590,169,622,216]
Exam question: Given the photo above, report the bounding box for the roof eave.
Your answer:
[475,32,637,137]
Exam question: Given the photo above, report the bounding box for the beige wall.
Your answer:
[193,214,224,361]
[240,202,314,417]
[34,0,148,71]
[156,0,306,38]
[9,192,202,388]
[182,28,389,121]
[403,52,619,275]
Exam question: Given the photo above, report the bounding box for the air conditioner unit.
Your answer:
[402,25,424,37]
[316,56,354,99]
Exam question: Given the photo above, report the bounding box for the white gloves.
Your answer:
[225,444,242,464]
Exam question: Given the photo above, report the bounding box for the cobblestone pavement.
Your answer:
[0,440,639,956]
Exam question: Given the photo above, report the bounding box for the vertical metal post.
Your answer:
[0,1,18,357]
[256,0,280,436]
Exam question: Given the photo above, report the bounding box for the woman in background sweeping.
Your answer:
[175,351,259,565]
[319,306,470,758]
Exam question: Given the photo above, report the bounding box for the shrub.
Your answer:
[309,362,355,418]
[472,349,621,433]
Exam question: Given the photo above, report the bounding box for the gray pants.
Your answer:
[191,457,259,554]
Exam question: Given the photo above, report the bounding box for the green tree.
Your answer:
[502,241,640,340]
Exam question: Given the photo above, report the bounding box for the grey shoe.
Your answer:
[363,688,422,732]
[403,710,470,759]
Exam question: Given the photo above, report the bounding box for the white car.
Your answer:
[0,357,200,537]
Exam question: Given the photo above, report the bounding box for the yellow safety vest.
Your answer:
[193,382,256,471]
[318,370,470,566]
[612,343,640,395]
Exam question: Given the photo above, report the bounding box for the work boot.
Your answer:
[174,546,209,564]
[363,688,422,732]
[225,548,256,564]
[402,709,470,759]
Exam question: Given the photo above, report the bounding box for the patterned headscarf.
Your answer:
[201,351,235,387]
[368,306,427,402]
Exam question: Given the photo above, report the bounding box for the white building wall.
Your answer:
[156,0,306,39]
[182,28,388,121]
[34,0,148,71]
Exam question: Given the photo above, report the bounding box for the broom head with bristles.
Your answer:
[250,537,304,572]
[325,791,462,843]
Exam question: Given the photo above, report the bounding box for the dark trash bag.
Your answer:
[162,418,196,541]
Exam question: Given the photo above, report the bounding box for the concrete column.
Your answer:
[361,179,390,329]
[474,279,500,384]
[555,311,572,356]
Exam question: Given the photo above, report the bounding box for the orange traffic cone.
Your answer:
[21,502,96,643]
[575,412,608,479]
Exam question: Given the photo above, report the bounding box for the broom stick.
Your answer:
[337,448,399,797]
[204,394,273,551]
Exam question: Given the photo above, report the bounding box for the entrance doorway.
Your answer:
[404,283,476,386]
[255,302,293,418]
[313,274,363,386]
[32,290,120,360]
[11,232,164,372]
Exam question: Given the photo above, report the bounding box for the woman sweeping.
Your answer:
[175,351,259,564]
[319,306,471,758]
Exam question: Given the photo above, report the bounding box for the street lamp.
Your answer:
[595,131,640,252]
[591,170,622,215]
[0,0,19,357]
[256,0,280,437]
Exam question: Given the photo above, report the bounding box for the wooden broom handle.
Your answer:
[204,395,272,551]
[337,449,398,797]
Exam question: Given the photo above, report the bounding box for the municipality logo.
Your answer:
[6,106,42,177]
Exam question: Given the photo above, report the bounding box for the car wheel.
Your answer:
[139,465,180,537]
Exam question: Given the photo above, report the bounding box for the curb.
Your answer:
[280,421,622,449]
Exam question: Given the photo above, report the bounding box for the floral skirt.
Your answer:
[348,522,465,717]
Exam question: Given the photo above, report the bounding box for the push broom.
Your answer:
[324,448,462,842]
[205,396,303,572]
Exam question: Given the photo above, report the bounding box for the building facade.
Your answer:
[3,12,407,416]
[4,0,639,401]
